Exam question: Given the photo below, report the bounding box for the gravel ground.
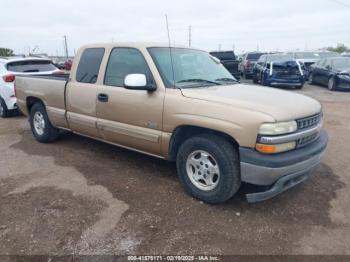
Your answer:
[0,82,349,256]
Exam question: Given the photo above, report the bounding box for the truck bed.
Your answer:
[15,74,70,129]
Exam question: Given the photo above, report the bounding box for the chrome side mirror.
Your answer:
[124,74,156,91]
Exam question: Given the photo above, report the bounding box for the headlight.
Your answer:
[258,121,297,135]
[338,74,350,80]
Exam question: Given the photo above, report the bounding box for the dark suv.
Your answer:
[239,52,266,79]
[253,54,305,89]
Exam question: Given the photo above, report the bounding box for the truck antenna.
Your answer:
[165,14,176,88]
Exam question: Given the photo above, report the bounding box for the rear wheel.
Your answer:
[29,103,59,143]
[253,74,258,84]
[328,76,336,91]
[0,97,10,118]
[176,134,241,204]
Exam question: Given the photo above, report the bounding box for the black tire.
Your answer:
[29,103,59,143]
[295,84,304,89]
[328,76,336,91]
[0,97,10,118]
[308,73,314,85]
[176,134,241,204]
[253,74,258,84]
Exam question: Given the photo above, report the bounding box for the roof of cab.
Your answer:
[79,42,196,50]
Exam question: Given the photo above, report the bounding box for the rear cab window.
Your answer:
[76,48,105,84]
[6,60,57,73]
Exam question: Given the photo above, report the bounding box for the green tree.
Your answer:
[0,48,14,57]
[326,43,349,54]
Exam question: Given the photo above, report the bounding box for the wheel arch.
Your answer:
[168,125,240,161]
[26,96,45,113]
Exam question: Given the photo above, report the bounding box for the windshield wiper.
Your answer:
[215,77,239,83]
[177,78,221,85]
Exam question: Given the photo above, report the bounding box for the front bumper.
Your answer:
[239,129,328,202]
[336,76,350,90]
[6,96,18,110]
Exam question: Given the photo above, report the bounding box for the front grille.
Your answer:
[297,113,321,130]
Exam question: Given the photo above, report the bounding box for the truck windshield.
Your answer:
[148,47,237,88]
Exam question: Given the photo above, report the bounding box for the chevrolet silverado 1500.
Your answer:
[15,43,328,203]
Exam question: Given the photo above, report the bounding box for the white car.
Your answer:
[0,57,63,117]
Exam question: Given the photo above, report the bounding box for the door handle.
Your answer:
[98,93,109,102]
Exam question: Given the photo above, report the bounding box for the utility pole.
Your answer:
[63,35,69,58]
[188,25,192,47]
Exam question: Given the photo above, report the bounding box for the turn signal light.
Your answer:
[256,141,296,154]
[3,74,15,82]
[256,144,277,154]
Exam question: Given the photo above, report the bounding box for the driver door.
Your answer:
[96,47,165,156]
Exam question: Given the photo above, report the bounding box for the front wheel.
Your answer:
[176,134,241,204]
[328,76,336,91]
[29,103,59,143]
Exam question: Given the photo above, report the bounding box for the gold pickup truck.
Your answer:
[15,43,328,203]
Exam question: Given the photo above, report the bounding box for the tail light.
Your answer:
[245,60,251,68]
[53,70,65,75]
[3,74,15,82]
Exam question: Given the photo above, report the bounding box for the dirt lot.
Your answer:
[0,83,349,256]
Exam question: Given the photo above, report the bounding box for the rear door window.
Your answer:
[76,48,105,84]
[6,60,57,73]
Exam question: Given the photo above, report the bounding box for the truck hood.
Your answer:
[180,84,321,121]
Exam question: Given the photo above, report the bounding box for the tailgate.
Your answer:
[221,60,239,74]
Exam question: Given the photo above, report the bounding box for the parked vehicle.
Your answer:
[0,57,62,117]
[286,51,322,78]
[253,54,305,89]
[309,57,350,91]
[209,51,240,80]
[16,43,327,204]
[316,51,340,58]
[239,52,266,79]
[64,59,73,71]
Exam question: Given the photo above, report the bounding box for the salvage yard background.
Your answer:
[0,82,349,255]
